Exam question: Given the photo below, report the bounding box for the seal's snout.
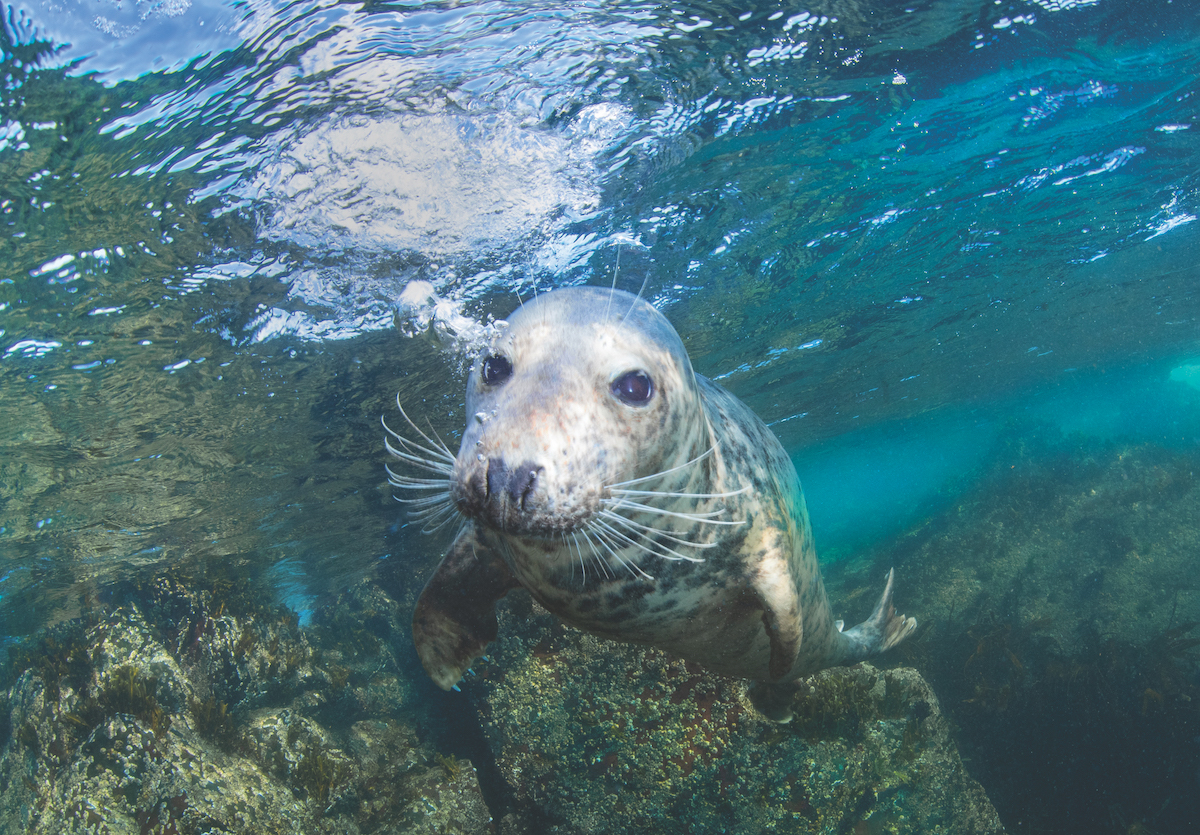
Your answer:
[486,458,542,510]
[459,457,547,532]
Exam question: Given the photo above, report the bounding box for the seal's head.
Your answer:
[452,287,708,538]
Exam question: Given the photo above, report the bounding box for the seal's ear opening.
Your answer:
[611,370,654,405]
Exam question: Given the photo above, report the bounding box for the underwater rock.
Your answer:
[0,578,494,835]
[467,597,1004,835]
[854,439,1200,654]
[825,436,1200,834]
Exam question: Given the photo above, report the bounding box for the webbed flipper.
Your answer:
[838,568,917,661]
[747,679,803,723]
[746,578,803,723]
[412,528,520,690]
[751,553,804,682]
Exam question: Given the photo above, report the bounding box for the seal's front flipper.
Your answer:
[412,529,520,690]
[838,568,917,662]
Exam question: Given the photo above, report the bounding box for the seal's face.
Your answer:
[451,288,705,540]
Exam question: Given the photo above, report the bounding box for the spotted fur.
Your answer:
[402,287,916,720]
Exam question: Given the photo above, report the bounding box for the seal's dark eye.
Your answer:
[481,354,512,386]
[612,370,654,406]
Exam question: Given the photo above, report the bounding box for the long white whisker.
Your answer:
[395,492,452,509]
[384,437,455,476]
[382,425,455,467]
[385,465,446,483]
[599,510,718,551]
[590,526,654,581]
[394,395,456,458]
[583,526,627,580]
[605,243,621,322]
[382,425,454,469]
[608,485,751,500]
[425,423,455,461]
[607,499,746,526]
[619,271,650,326]
[386,396,456,461]
[578,529,614,580]
[606,447,715,488]
[568,532,588,585]
[593,517,648,555]
[384,466,450,488]
[408,500,455,521]
[595,517,704,564]
[416,504,459,534]
[421,513,461,535]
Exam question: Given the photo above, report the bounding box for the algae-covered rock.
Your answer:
[824,436,1200,835]
[0,609,309,835]
[469,597,1004,835]
[0,578,494,835]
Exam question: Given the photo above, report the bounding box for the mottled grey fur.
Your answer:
[398,287,916,721]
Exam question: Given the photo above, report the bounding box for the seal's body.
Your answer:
[390,287,915,720]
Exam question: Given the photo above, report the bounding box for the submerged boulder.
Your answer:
[825,434,1200,834]
[0,579,493,835]
[467,597,1004,835]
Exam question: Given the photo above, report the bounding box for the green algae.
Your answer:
[0,577,491,835]
[467,596,1002,835]
[823,425,1200,835]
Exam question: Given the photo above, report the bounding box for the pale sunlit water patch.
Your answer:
[246,108,614,256]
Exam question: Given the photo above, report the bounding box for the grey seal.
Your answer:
[386,286,916,721]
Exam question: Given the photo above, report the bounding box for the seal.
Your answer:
[386,286,916,721]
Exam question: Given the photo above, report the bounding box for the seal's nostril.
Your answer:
[486,457,510,501]
[508,461,542,509]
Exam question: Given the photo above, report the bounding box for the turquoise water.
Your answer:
[801,360,1200,556]
[2,0,1200,832]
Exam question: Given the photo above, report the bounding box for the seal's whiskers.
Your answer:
[618,271,650,327]
[385,471,450,490]
[586,448,749,574]
[383,396,456,466]
[594,514,705,564]
[564,532,587,584]
[588,526,655,581]
[404,492,453,518]
[411,502,460,534]
[607,486,751,500]
[395,492,452,510]
[605,447,716,488]
[384,436,453,475]
[384,396,459,533]
[597,511,718,551]
[576,529,617,580]
[603,499,744,526]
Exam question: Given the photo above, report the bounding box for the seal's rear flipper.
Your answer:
[838,568,917,661]
[412,529,520,690]
[748,679,802,723]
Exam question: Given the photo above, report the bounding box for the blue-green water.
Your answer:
[2,0,1200,832]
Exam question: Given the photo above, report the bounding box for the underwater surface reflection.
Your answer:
[1,0,1199,833]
